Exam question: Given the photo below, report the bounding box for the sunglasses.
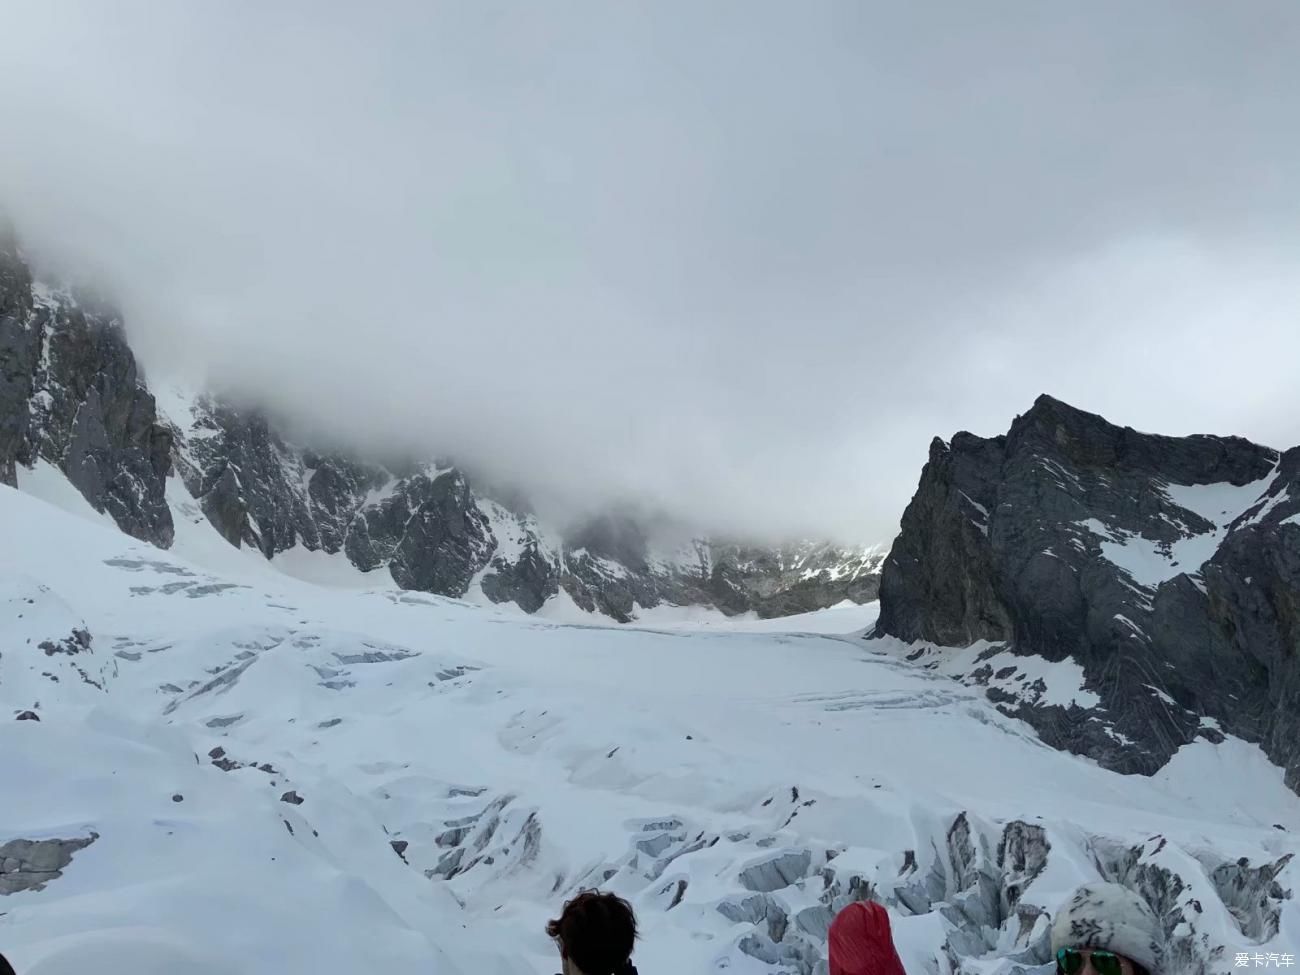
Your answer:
[1057,947,1124,975]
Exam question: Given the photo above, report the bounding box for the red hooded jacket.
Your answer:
[828,901,906,975]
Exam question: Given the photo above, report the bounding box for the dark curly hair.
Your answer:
[546,889,638,975]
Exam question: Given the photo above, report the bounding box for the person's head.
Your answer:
[546,889,638,975]
[828,901,906,975]
[1051,882,1165,975]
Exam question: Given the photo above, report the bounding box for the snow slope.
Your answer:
[1076,469,1281,591]
[2,481,1297,975]
[625,599,880,635]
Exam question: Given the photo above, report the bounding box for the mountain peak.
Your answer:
[876,392,1300,794]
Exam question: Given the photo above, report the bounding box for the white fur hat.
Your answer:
[1050,882,1165,974]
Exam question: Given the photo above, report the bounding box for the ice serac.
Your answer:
[875,394,1300,787]
[0,231,173,544]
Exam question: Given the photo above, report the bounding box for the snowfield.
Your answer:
[2,479,1297,975]
[1073,468,1285,595]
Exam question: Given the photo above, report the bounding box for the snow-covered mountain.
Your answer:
[165,392,884,620]
[0,232,881,623]
[5,229,1300,975]
[2,461,1297,975]
[872,394,1300,792]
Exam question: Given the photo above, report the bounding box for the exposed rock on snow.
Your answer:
[874,394,1300,789]
[38,628,92,657]
[480,541,560,613]
[0,233,172,544]
[389,471,495,596]
[0,835,97,895]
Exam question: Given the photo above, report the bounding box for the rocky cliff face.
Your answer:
[874,394,1300,788]
[0,232,173,545]
[1,241,879,620]
[171,391,883,621]
[545,515,882,622]
[711,542,883,618]
[0,230,36,487]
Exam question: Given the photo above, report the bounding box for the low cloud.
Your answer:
[3,1,1297,543]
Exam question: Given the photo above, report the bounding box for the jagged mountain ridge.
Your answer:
[872,394,1300,791]
[0,236,881,620]
[163,390,883,621]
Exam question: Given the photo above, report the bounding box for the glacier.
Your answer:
[1,475,1297,975]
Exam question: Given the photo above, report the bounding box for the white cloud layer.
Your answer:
[2,1,1297,542]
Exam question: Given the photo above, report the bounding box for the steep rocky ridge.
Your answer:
[1,240,879,620]
[0,230,172,545]
[873,394,1300,789]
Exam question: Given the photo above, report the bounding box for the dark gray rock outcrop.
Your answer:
[874,394,1300,786]
[0,834,98,895]
[480,542,560,613]
[172,399,502,599]
[177,400,330,556]
[560,547,672,623]
[343,470,437,570]
[0,234,173,544]
[389,470,494,596]
[0,225,37,486]
[304,451,389,553]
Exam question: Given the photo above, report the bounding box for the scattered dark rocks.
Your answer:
[39,628,92,656]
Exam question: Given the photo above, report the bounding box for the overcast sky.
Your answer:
[2,1,1298,543]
